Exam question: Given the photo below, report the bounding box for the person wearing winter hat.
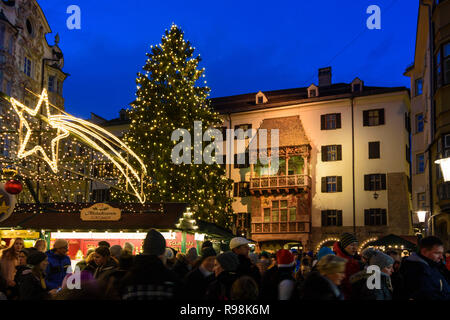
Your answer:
[361,247,378,265]
[332,233,362,299]
[205,252,239,300]
[201,240,213,250]
[18,252,58,300]
[109,245,123,262]
[184,247,217,300]
[350,251,394,300]
[230,237,261,286]
[314,246,335,266]
[119,229,182,300]
[276,249,297,300]
[45,239,71,290]
[299,254,346,300]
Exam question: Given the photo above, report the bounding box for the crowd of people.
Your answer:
[0,230,449,300]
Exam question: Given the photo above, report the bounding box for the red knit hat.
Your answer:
[276,249,295,268]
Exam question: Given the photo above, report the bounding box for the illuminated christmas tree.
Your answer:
[112,24,233,228]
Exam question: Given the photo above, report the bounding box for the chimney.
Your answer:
[318,67,332,87]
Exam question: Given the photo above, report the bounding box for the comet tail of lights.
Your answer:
[6,89,147,203]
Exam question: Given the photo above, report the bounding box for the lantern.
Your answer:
[5,179,23,195]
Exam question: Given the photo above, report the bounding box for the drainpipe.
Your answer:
[420,0,435,235]
[351,97,356,235]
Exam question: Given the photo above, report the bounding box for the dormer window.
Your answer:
[255,91,268,104]
[351,78,364,93]
[307,84,318,98]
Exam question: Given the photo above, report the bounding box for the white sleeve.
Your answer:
[278,279,295,300]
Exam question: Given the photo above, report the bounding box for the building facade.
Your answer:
[212,67,413,252]
[405,0,450,247]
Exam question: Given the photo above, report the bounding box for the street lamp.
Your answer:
[416,210,427,223]
[435,157,450,181]
[415,210,428,239]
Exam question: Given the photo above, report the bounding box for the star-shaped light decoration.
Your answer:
[10,89,69,173]
[0,200,9,215]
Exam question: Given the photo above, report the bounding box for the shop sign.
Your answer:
[80,203,121,221]
[0,230,40,239]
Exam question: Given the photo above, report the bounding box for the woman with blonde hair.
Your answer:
[0,238,24,287]
[34,239,47,253]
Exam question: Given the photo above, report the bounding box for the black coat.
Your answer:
[350,270,393,300]
[18,270,50,301]
[173,260,190,280]
[119,254,182,300]
[184,267,215,300]
[205,270,239,301]
[236,254,261,286]
[299,271,344,300]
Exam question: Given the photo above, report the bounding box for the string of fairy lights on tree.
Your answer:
[111,24,234,228]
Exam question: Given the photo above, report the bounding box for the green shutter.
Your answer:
[321,146,327,162]
[337,145,342,160]
[337,176,342,192]
[379,109,385,125]
[336,113,341,128]
[321,211,327,226]
[381,174,386,190]
[322,177,327,193]
[364,175,370,191]
[321,115,326,130]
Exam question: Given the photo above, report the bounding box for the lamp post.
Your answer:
[435,157,450,181]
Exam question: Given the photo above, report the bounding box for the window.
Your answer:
[233,181,250,197]
[416,153,425,174]
[23,57,32,77]
[369,141,380,159]
[257,96,263,104]
[353,83,361,92]
[266,200,291,223]
[363,109,385,126]
[92,189,111,202]
[309,89,316,97]
[234,152,249,169]
[415,113,424,133]
[321,210,343,226]
[321,145,342,162]
[417,192,426,210]
[364,174,386,191]
[435,42,450,88]
[26,19,34,36]
[48,76,56,92]
[415,78,423,96]
[321,113,341,130]
[57,79,63,95]
[234,124,252,140]
[321,176,342,193]
[364,209,387,226]
[445,43,450,85]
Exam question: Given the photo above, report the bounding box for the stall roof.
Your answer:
[369,234,418,250]
[0,202,188,231]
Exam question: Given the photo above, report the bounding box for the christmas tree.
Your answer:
[112,24,234,228]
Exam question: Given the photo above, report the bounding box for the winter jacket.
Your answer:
[93,258,118,280]
[18,270,50,300]
[299,271,344,300]
[45,250,71,290]
[333,241,362,299]
[184,266,215,300]
[173,259,190,280]
[236,254,261,287]
[399,252,450,300]
[350,269,393,300]
[259,265,279,300]
[119,254,182,300]
[205,270,239,301]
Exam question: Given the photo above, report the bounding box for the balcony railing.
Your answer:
[250,174,311,191]
[252,221,309,233]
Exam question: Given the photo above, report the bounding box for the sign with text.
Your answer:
[80,203,121,221]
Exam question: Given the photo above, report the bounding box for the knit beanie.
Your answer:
[202,240,213,249]
[361,247,378,261]
[369,251,394,270]
[186,247,198,262]
[143,229,166,256]
[201,247,216,258]
[276,249,295,268]
[316,254,347,275]
[216,252,239,272]
[317,246,335,261]
[340,232,358,249]
[27,251,47,266]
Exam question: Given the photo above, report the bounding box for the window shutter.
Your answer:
[364,175,370,191]
[244,152,250,168]
[337,176,342,192]
[234,154,238,169]
[369,142,380,159]
[336,113,341,129]
[321,115,326,130]
[363,111,369,126]
[321,211,327,226]
[337,210,343,226]
[379,109,385,125]
[364,209,369,225]
[381,174,386,190]
[233,182,239,197]
[321,177,327,193]
[321,146,327,162]
[382,209,387,225]
[337,145,342,160]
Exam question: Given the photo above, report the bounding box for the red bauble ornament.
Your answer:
[5,179,23,195]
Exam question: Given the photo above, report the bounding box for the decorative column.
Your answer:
[181,231,187,253]
[302,156,308,175]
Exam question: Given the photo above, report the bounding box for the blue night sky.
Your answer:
[38,0,418,120]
